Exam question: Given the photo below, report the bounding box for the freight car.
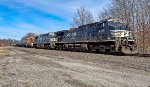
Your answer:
[55,19,136,54]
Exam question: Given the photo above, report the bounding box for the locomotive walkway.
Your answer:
[0,47,150,87]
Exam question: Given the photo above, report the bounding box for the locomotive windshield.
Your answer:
[108,19,129,30]
[107,19,132,38]
[108,21,123,27]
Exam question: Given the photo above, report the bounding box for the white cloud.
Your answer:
[0,0,111,40]
[0,0,111,21]
[0,27,27,40]
[0,24,46,40]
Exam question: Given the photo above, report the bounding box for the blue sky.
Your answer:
[0,0,111,40]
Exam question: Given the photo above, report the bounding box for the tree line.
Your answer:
[0,39,16,47]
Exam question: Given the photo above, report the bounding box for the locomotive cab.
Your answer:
[96,19,136,54]
[107,19,136,54]
[108,19,132,39]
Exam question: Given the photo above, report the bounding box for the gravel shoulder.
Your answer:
[0,47,150,87]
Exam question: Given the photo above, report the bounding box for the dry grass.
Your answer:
[0,49,9,56]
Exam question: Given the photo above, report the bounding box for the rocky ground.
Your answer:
[0,46,150,87]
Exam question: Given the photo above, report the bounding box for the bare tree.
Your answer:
[72,7,94,27]
[0,38,15,47]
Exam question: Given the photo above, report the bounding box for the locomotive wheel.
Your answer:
[122,46,137,54]
[96,49,99,53]
[86,44,91,52]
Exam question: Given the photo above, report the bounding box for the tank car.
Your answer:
[55,19,136,54]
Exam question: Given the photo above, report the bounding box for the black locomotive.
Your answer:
[17,19,136,54]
